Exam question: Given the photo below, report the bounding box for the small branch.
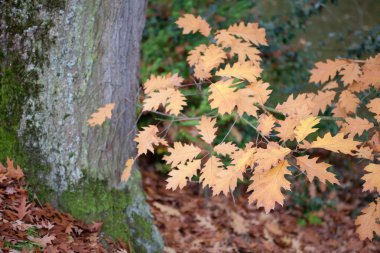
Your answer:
[240,116,270,143]
[219,117,238,144]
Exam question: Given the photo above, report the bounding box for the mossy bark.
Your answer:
[1,0,163,252]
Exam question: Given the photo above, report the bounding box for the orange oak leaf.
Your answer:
[208,79,257,117]
[367,98,380,122]
[166,159,201,190]
[212,166,244,196]
[187,44,208,67]
[341,117,374,138]
[230,145,257,172]
[354,146,374,160]
[294,116,321,142]
[163,142,201,167]
[143,73,184,94]
[121,158,134,182]
[87,103,115,127]
[216,62,262,82]
[274,117,298,142]
[166,89,187,116]
[338,90,360,114]
[254,142,291,173]
[176,14,211,37]
[248,160,291,213]
[309,132,360,155]
[355,200,380,240]
[12,194,32,220]
[200,155,224,188]
[247,80,272,105]
[275,94,314,118]
[257,114,276,136]
[5,157,24,180]
[362,163,380,193]
[226,22,267,46]
[213,142,239,156]
[27,235,56,247]
[309,90,336,115]
[309,59,347,84]
[135,125,168,155]
[296,156,339,185]
[340,62,362,85]
[196,116,218,144]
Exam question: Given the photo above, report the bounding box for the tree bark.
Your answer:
[17,0,163,251]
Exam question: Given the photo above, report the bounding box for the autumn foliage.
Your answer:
[88,14,380,241]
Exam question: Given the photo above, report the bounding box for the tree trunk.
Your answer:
[14,0,162,252]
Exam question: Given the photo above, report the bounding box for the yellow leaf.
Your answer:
[257,114,276,136]
[166,159,201,190]
[309,132,360,155]
[294,116,321,142]
[163,142,201,167]
[200,156,224,188]
[121,158,134,182]
[296,156,339,185]
[196,116,217,144]
[176,14,211,37]
[362,163,380,193]
[134,125,168,156]
[87,103,115,127]
[248,160,291,213]
[355,200,380,240]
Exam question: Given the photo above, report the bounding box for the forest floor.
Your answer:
[0,159,128,253]
[142,168,380,253]
[1,157,379,252]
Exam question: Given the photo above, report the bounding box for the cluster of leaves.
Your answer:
[88,14,380,241]
[0,158,129,252]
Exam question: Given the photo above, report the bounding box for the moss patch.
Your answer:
[0,0,62,204]
[60,169,163,253]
